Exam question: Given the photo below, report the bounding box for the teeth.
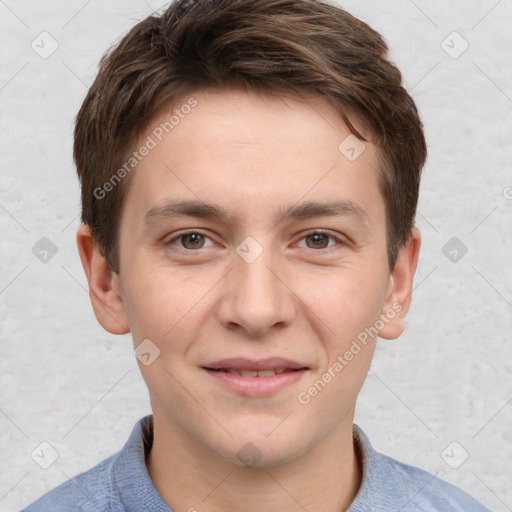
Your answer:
[217,368,294,376]
[239,370,258,377]
[257,370,277,377]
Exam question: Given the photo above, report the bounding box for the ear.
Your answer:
[378,227,421,340]
[76,224,130,335]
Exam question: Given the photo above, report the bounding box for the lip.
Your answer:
[203,357,308,372]
[202,358,309,398]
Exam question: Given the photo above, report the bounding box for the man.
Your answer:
[24,0,490,510]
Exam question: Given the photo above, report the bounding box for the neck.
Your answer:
[146,410,362,512]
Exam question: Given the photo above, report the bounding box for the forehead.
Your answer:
[122,88,385,230]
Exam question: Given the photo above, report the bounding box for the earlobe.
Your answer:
[76,224,130,335]
[378,227,421,340]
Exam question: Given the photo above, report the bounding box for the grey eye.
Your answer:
[302,232,337,249]
[180,232,207,249]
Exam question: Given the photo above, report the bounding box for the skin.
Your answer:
[77,88,420,512]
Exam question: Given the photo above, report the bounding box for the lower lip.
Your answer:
[203,368,308,397]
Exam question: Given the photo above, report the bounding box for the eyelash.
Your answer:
[164,229,346,252]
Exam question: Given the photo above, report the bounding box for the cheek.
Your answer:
[121,266,184,342]
[303,272,385,394]
[307,269,386,338]
[314,282,380,395]
[123,265,219,356]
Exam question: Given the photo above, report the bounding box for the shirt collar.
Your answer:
[111,414,173,511]
[112,415,382,511]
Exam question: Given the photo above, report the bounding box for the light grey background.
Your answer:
[1,1,511,510]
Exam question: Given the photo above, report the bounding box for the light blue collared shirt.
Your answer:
[23,415,491,511]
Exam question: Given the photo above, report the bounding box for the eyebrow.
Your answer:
[143,199,370,227]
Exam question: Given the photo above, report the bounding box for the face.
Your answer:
[82,88,418,467]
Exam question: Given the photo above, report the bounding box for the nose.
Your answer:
[216,242,296,337]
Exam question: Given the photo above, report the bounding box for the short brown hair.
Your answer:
[74,0,427,274]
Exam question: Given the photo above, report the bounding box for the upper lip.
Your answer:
[203,357,309,371]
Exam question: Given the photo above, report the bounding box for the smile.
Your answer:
[208,368,301,377]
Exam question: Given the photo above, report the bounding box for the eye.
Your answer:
[165,231,215,250]
[164,229,346,252]
[297,230,345,250]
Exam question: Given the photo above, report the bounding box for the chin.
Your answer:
[212,424,312,469]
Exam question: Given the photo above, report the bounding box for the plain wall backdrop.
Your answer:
[0,0,511,510]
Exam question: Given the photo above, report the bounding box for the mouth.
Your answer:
[205,367,304,377]
[202,357,310,397]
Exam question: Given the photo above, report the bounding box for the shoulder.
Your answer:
[21,452,120,512]
[349,425,491,512]
[22,415,155,512]
[377,451,491,511]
